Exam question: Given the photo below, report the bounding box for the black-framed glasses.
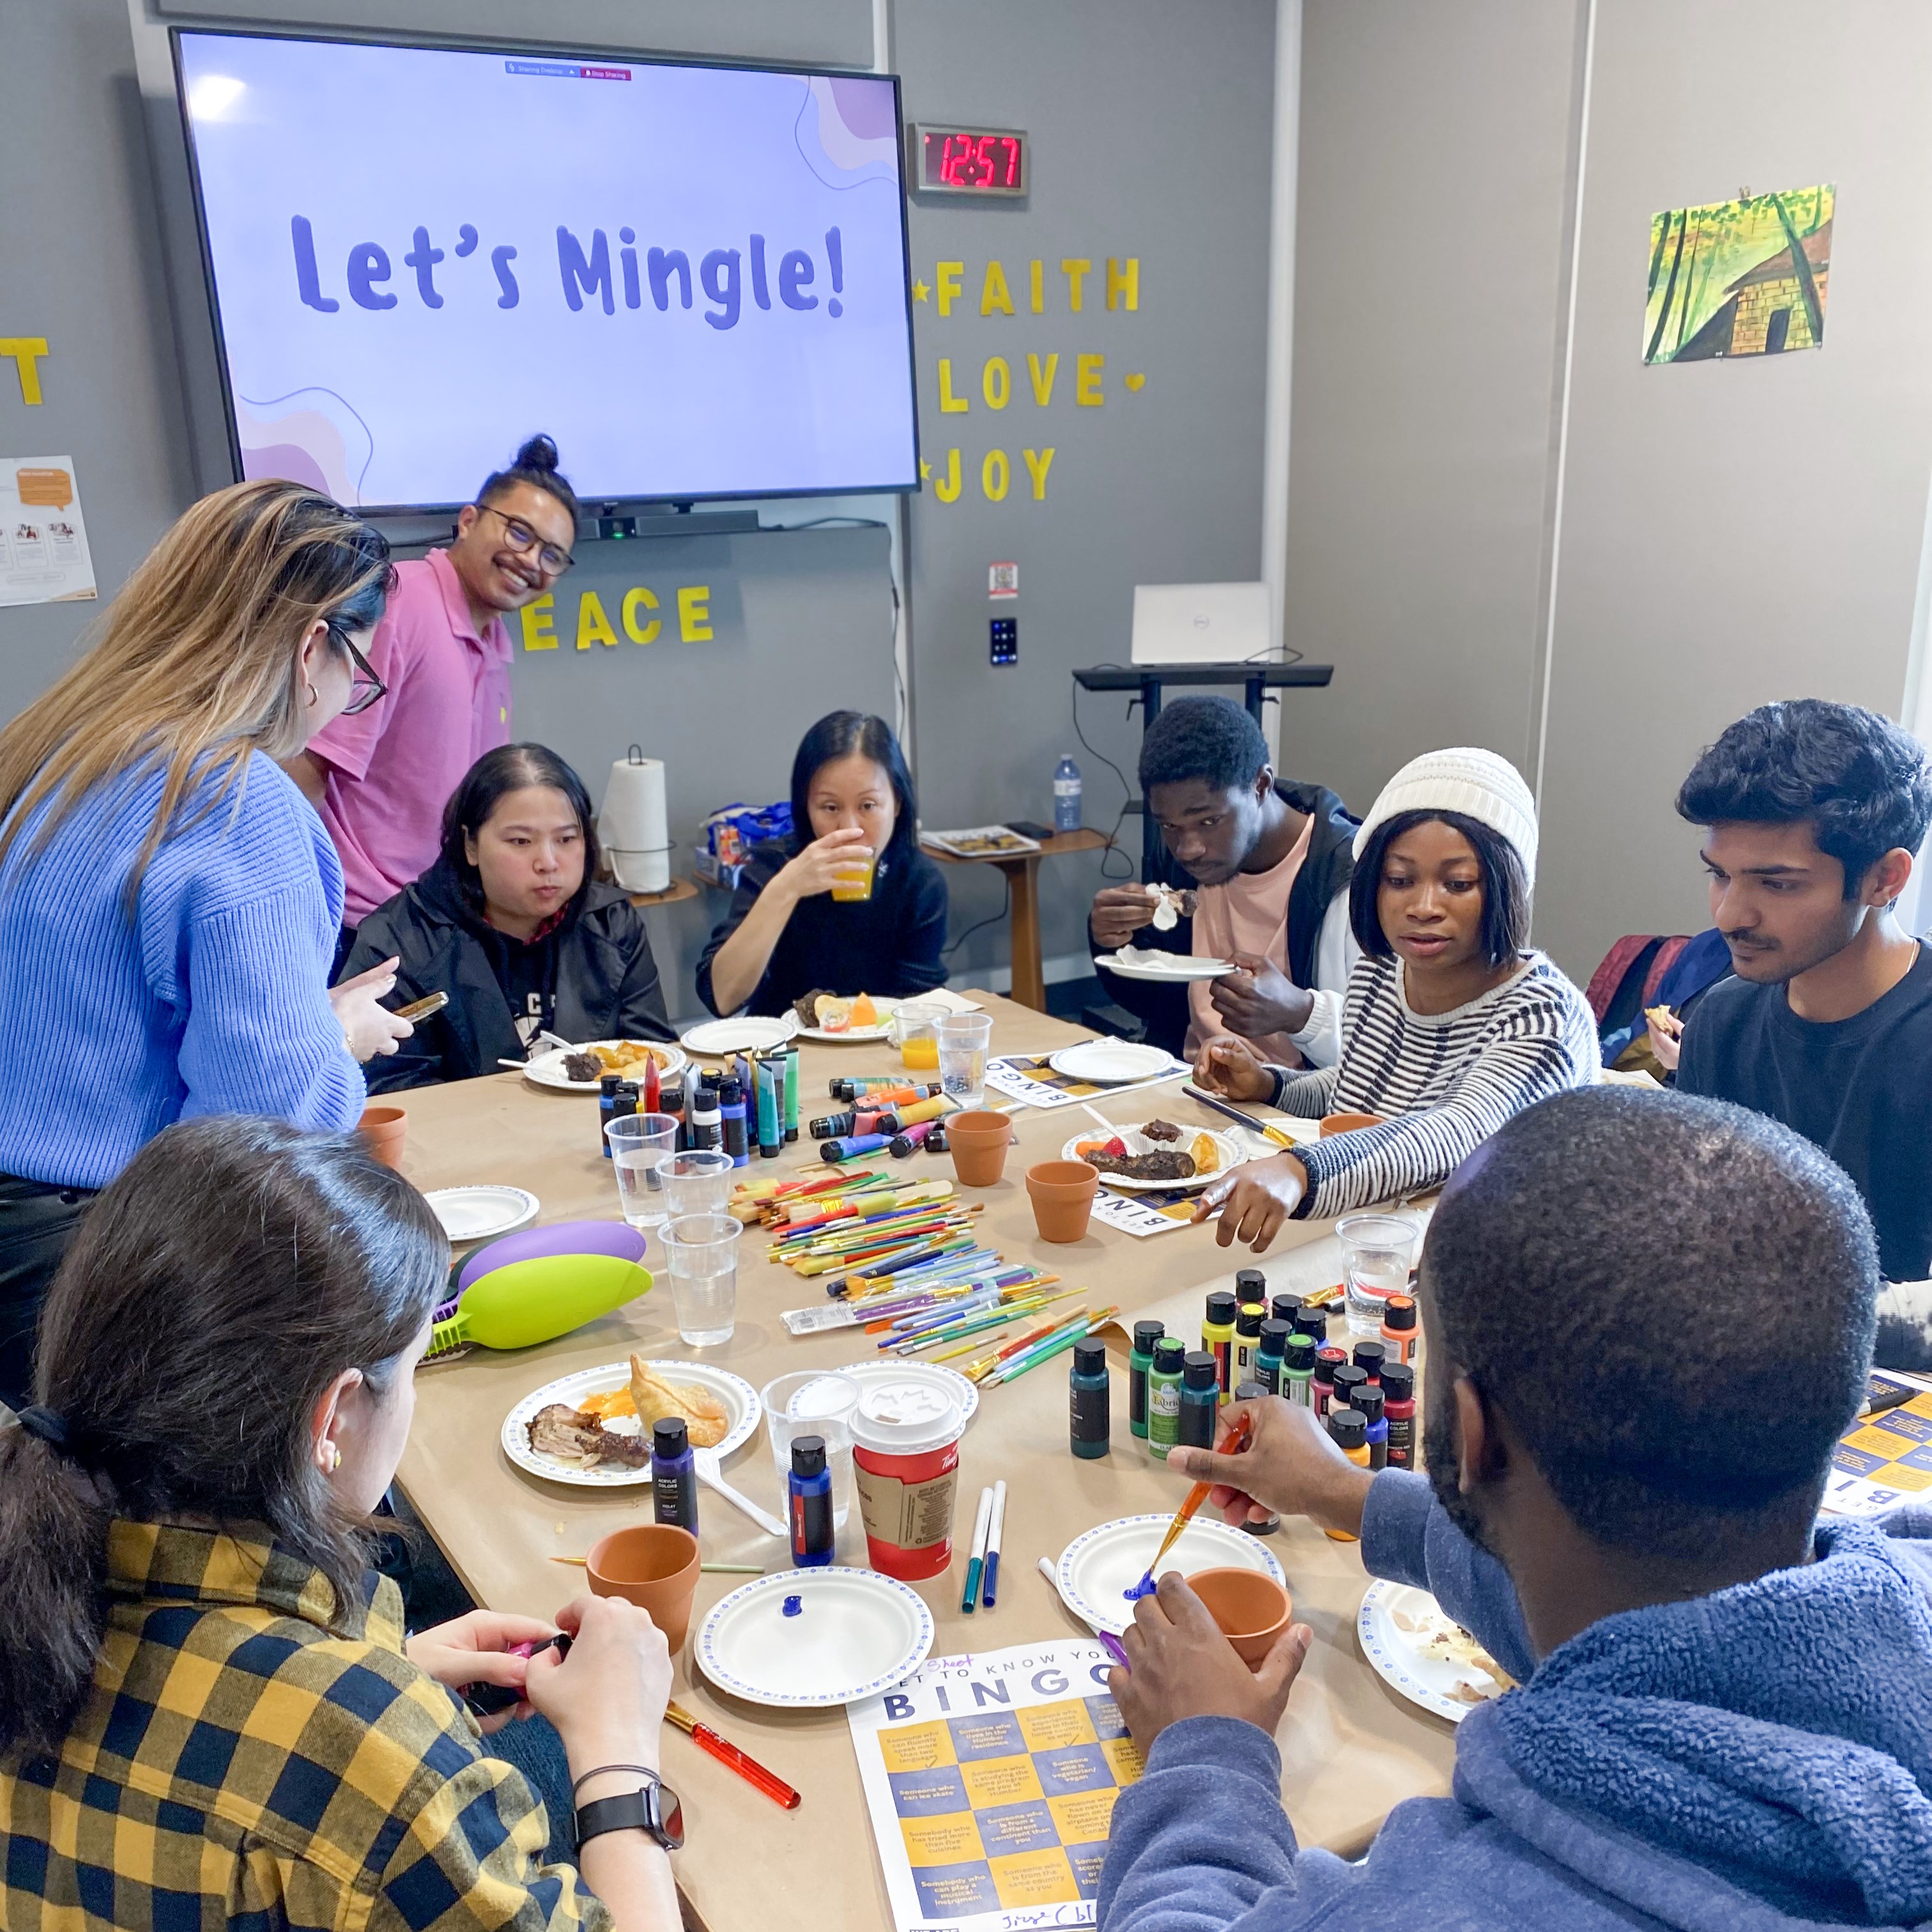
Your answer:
[327,622,387,716]
[473,502,576,576]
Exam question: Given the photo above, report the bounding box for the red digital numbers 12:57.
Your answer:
[913,125,1027,198]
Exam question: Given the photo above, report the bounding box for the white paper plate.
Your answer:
[1357,1580,1512,1724]
[695,1567,935,1707]
[1057,1513,1286,1637]
[520,1040,687,1094]
[1060,1123,1245,1194]
[425,1186,540,1243]
[835,1356,980,1427]
[680,1014,800,1057]
[1047,1039,1187,1085]
[1094,947,1235,983]
[795,997,901,1044]
[502,1358,761,1487]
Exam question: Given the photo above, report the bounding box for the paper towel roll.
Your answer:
[601,750,670,894]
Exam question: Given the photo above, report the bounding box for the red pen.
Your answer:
[666,1702,801,1809]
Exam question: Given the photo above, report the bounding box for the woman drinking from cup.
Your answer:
[1193,749,1596,1251]
[697,711,949,1018]
[0,1116,680,1932]
[0,482,415,1411]
[344,743,673,1090]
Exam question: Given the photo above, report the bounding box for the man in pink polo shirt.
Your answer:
[289,435,579,956]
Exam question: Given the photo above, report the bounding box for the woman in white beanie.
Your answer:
[1192,748,1597,1250]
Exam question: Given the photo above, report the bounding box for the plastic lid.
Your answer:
[849,1379,963,1457]
[1182,1351,1218,1390]
[652,1417,689,1458]
[1153,1338,1186,1371]
[1073,1338,1107,1376]
[1234,1268,1267,1298]
[1315,1344,1348,1370]
[1328,1406,1367,1450]
[1204,1290,1237,1324]
[1294,1307,1330,1338]
[599,1074,623,1095]
[1353,1341,1386,1372]
[787,1374,858,1422]
[1133,1320,1166,1352]
[719,1077,742,1104]
[1236,1303,1264,1337]
[1257,1319,1291,1354]
[1381,1361,1414,1400]
[790,1434,827,1478]
[1234,1379,1267,1402]
[1270,1294,1302,1324]
[1382,1294,1418,1331]
[1333,1364,1368,1399]
[1284,1335,1317,1372]
[1355,1385,1385,1425]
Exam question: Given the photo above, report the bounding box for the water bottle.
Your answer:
[1053,755,1082,833]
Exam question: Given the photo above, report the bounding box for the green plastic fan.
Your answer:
[427,1254,651,1359]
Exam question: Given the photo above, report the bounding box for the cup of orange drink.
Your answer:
[893,1001,947,1070]
[830,850,876,901]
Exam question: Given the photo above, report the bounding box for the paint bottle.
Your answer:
[1147,1339,1185,1460]
[1312,1344,1346,1420]
[1356,1383,1388,1471]
[598,1074,624,1158]
[1234,1268,1268,1314]
[661,1078,687,1153]
[1255,1319,1290,1397]
[1352,1340,1385,1386]
[783,1047,802,1142]
[1381,1361,1416,1470]
[1333,1363,1368,1418]
[820,1131,892,1163]
[1283,1333,1316,1408]
[1234,1379,1281,1535]
[1293,1303,1330,1349]
[689,1077,722,1154]
[1324,1407,1370,1540]
[1178,1351,1220,1450]
[1270,1292,1303,1330]
[1069,1340,1111,1459]
[755,1055,783,1158]
[718,1077,749,1167]
[1128,1321,1164,1439]
[1381,1293,1418,1367]
[1202,1291,1238,1402]
[788,1434,835,1566]
[1235,1301,1266,1379]
[651,1418,698,1533]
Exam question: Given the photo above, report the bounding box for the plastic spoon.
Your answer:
[693,1450,786,1538]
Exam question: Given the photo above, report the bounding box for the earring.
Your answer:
[326,1443,342,1473]
[303,680,319,708]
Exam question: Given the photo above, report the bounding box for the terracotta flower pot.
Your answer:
[1188,1566,1294,1671]
[358,1104,408,1170]
[586,1524,702,1651]
[1319,1112,1386,1137]
[946,1110,1015,1187]
[1025,1159,1100,1243]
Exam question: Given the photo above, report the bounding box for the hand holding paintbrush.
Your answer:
[1128,1409,1257,1601]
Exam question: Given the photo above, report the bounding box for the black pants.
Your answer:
[0,1174,96,1412]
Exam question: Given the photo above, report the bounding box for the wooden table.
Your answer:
[922,831,1112,1013]
[390,994,1453,1931]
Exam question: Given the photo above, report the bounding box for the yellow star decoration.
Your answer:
[919,459,932,479]
[912,279,930,302]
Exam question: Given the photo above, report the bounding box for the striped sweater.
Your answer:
[1268,951,1597,1218]
[0,750,362,1190]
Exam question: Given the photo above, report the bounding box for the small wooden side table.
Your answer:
[923,829,1112,1011]
[624,877,701,908]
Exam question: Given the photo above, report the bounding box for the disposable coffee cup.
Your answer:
[850,1380,964,1581]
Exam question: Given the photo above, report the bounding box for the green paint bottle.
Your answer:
[1283,1333,1316,1409]
[1128,1320,1164,1439]
[1147,1338,1184,1460]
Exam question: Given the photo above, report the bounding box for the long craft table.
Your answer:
[391,993,1455,1930]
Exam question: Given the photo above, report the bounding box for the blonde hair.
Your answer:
[0,480,392,905]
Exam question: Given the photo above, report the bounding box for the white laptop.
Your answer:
[1130,581,1270,664]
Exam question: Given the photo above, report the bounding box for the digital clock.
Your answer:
[911,124,1027,198]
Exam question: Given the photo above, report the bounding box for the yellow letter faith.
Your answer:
[980,261,1014,316]
[519,595,557,651]
[1061,258,1092,312]
[1027,353,1059,406]
[1076,353,1105,406]
[678,585,713,642]
[935,261,964,316]
[982,450,1010,501]
[983,356,1011,410]
[0,338,49,405]
[1029,259,1045,314]
[937,358,970,413]
[622,585,661,644]
[575,590,617,650]
[1106,257,1140,310]
[933,448,962,502]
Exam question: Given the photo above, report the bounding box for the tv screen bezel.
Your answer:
[168,22,924,515]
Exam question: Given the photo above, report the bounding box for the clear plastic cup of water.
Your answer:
[762,1369,861,1535]
[606,1114,680,1229]
[654,1148,735,1218]
[1337,1213,1419,1338]
[659,1212,740,1347]
[938,1013,994,1107]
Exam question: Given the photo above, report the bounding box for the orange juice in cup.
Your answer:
[894,1001,946,1070]
[830,850,876,902]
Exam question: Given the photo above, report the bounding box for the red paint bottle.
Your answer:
[1381,1361,1416,1471]
[1312,1344,1346,1422]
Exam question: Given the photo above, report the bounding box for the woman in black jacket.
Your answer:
[344,744,672,1092]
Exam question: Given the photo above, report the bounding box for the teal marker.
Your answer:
[960,1485,995,1613]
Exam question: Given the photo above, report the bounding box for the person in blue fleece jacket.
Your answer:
[1101,1084,1932,1932]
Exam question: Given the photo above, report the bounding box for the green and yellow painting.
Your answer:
[1643,184,1833,364]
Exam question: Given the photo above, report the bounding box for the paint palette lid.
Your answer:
[694,1567,935,1708]
[848,1379,962,1457]
[1056,1513,1285,1636]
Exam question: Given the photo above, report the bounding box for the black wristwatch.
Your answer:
[574,1771,685,1852]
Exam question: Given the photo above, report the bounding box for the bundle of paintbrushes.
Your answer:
[966,1303,1122,1388]
[762,1175,984,1295]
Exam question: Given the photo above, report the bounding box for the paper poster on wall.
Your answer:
[0,456,96,607]
[1643,185,1833,365]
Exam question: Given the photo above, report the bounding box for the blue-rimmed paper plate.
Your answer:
[694,1567,935,1708]
[1057,1512,1286,1637]
[502,1359,759,1488]
[1357,1580,1512,1723]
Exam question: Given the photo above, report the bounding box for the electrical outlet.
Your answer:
[990,617,1017,666]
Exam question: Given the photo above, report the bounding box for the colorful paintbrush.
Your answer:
[1130,1409,1255,1598]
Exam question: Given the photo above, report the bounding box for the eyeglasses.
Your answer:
[473,502,576,576]
[326,624,387,716]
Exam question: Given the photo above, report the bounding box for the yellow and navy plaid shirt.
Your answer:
[0,1521,613,1932]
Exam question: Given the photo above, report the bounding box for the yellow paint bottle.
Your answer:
[1324,1407,1370,1542]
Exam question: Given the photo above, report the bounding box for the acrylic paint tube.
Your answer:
[889,1121,938,1158]
[755,1055,783,1158]
[820,1131,892,1163]
[719,1077,749,1167]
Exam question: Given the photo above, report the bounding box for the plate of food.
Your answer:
[791,990,900,1042]
[1057,1514,1285,1637]
[679,1014,800,1057]
[1046,1039,1188,1085]
[1357,1580,1515,1722]
[1062,1121,1243,1193]
[921,825,1042,859]
[503,1354,760,1487]
[694,1567,935,1708]
[1092,946,1236,983]
[523,1039,689,1093]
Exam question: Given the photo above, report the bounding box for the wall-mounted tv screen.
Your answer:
[172,30,921,510]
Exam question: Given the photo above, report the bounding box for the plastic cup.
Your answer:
[606,1113,679,1229]
[830,851,877,902]
[937,1013,994,1107]
[358,1104,406,1170]
[893,1000,947,1071]
[763,1369,861,1534]
[1188,1568,1294,1671]
[659,1212,740,1346]
[1337,1212,1418,1338]
[850,1379,965,1581]
[586,1525,701,1650]
[655,1148,735,1218]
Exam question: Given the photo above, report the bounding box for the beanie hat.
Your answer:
[1352,748,1538,889]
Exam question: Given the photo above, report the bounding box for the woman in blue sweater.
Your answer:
[0,481,411,1407]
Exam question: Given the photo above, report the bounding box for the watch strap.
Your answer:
[575,1779,684,1852]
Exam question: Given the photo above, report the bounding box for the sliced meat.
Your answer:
[1094,1148,1197,1182]
[1141,1119,1183,1142]
[527,1404,648,1469]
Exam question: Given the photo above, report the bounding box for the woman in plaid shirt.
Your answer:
[0,1117,679,1932]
